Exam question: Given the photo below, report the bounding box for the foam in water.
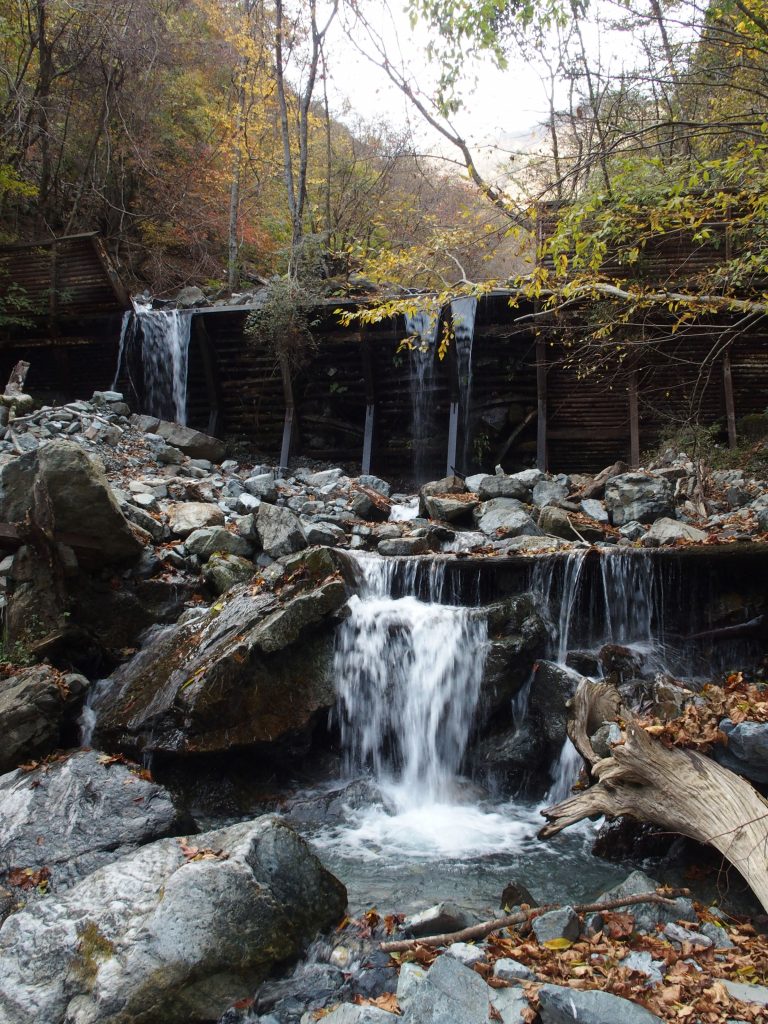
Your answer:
[113,302,192,424]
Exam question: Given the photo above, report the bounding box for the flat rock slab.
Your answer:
[0,817,347,1024]
[538,984,664,1023]
[0,749,178,891]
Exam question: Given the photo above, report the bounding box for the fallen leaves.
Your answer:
[177,839,229,863]
[8,866,50,892]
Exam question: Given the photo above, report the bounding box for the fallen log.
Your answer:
[379,890,686,953]
[541,679,768,913]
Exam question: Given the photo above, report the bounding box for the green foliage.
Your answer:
[244,270,322,371]
[0,280,34,330]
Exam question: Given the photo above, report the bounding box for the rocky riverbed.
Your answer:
[0,390,767,1023]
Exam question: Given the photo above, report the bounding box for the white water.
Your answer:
[451,296,477,472]
[404,310,439,483]
[113,302,192,424]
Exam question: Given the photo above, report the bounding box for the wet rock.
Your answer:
[477,475,531,501]
[713,720,768,784]
[482,595,549,711]
[0,750,179,892]
[252,502,307,557]
[255,959,346,1021]
[529,661,582,752]
[0,665,87,773]
[604,473,674,526]
[0,817,347,1024]
[596,871,696,933]
[500,881,537,910]
[94,568,346,758]
[404,902,474,938]
[378,537,429,556]
[470,720,545,785]
[169,500,225,537]
[186,526,252,560]
[532,906,580,945]
[203,552,255,594]
[538,983,664,1023]
[643,517,707,545]
[598,644,644,685]
[402,954,490,1024]
[494,957,535,982]
[474,499,542,538]
[285,779,384,825]
[0,441,144,564]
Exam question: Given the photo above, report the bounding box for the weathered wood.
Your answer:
[541,678,768,913]
[4,361,30,398]
[192,315,223,437]
[628,370,640,468]
[536,335,547,471]
[723,350,737,449]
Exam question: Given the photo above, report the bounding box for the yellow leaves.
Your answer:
[542,937,574,950]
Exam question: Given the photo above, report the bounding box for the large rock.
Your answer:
[168,501,225,537]
[537,984,663,1023]
[131,416,225,462]
[0,441,143,563]
[251,501,307,557]
[0,666,88,773]
[422,494,478,522]
[643,517,707,544]
[476,475,531,501]
[528,661,583,753]
[604,473,674,526]
[714,719,768,784]
[94,550,346,758]
[402,954,491,1024]
[596,870,696,932]
[0,817,347,1024]
[185,526,252,560]
[0,750,179,891]
[482,595,549,712]
[474,498,542,538]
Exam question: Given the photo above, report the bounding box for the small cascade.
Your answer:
[404,310,439,482]
[450,296,477,472]
[113,302,192,424]
[545,737,582,804]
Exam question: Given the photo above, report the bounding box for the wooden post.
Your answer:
[361,331,375,475]
[628,370,640,469]
[535,334,547,472]
[723,350,737,449]
[192,315,223,437]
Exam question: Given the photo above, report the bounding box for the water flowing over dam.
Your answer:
[113,303,192,424]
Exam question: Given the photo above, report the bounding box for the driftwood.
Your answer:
[0,360,31,427]
[541,679,768,913]
[379,890,687,953]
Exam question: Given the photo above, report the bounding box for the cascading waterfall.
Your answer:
[112,302,192,424]
[404,310,439,482]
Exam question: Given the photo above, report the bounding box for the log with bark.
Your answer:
[540,679,768,913]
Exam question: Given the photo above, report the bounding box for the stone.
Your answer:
[590,721,622,758]
[202,553,255,594]
[402,954,490,1024]
[500,881,537,910]
[597,871,696,933]
[0,441,143,563]
[664,922,712,949]
[404,902,474,939]
[532,906,580,945]
[253,502,307,558]
[396,962,427,1008]
[474,499,542,538]
[156,443,184,465]
[185,526,252,561]
[444,942,485,965]
[619,520,646,541]
[528,661,581,752]
[0,817,347,1024]
[423,494,478,522]
[305,521,347,546]
[494,957,535,982]
[604,473,674,526]
[477,475,531,501]
[464,473,487,492]
[580,499,608,522]
[643,517,708,544]
[532,478,569,508]
[720,980,768,1006]
[0,750,178,892]
[538,984,664,1023]
[121,502,165,541]
[538,505,577,540]
[175,284,207,307]
[0,666,87,773]
[378,537,429,556]
[701,921,734,948]
[136,418,225,462]
[713,720,768,784]
[321,1006,397,1023]
[357,475,391,497]
[490,987,529,1024]
[168,501,225,537]
[244,473,278,502]
[93,571,346,758]
[621,951,664,985]
[306,468,346,488]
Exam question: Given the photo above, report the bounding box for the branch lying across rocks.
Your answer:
[379,890,687,953]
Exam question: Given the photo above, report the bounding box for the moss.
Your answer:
[74,920,115,984]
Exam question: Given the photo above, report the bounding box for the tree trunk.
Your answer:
[541,679,768,913]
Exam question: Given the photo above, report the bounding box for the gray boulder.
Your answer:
[357,474,391,497]
[252,502,307,557]
[538,984,663,1023]
[185,526,252,561]
[131,416,225,462]
[0,817,347,1024]
[604,473,674,526]
[532,478,569,508]
[643,517,707,544]
[529,662,583,752]
[244,473,278,503]
[494,957,535,982]
[402,954,490,1024]
[0,750,178,892]
[202,552,255,594]
[404,902,474,938]
[423,494,478,522]
[168,501,224,537]
[378,537,429,556]
[175,285,207,308]
[0,441,143,563]
[477,475,531,501]
[305,521,347,546]
[596,870,696,933]
[94,550,346,758]
[474,499,542,538]
[714,720,768,784]
[532,906,580,945]
[0,666,88,773]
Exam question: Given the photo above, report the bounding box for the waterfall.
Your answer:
[404,310,439,483]
[335,555,487,807]
[451,296,477,472]
[112,302,192,425]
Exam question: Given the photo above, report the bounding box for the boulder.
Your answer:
[305,521,347,546]
[0,750,179,892]
[528,661,583,752]
[474,499,542,538]
[404,902,474,938]
[482,595,549,711]
[422,494,478,522]
[643,517,707,545]
[323,1006,397,1023]
[604,473,674,526]
[532,906,581,945]
[0,441,143,563]
[714,719,768,784]
[185,526,252,561]
[418,476,466,516]
[532,478,569,508]
[378,537,429,556]
[131,416,225,462]
[493,958,535,982]
[202,552,255,594]
[402,955,491,1024]
[0,817,347,1024]
[175,285,207,308]
[596,871,696,933]
[470,720,545,785]
[0,666,88,773]
[93,556,346,758]
[580,498,608,522]
[538,506,576,540]
[244,473,278,502]
[252,502,307,557]
[168,501,224,537]
[477,475,531,501]
[357,474,391,497]
[538,984,663,1024]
